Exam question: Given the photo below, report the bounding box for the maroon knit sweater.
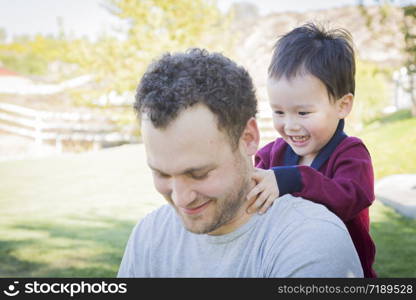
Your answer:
[255,120,376,278]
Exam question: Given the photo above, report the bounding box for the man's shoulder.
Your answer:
[260,195,363,277]
[266,194,348,233]
[252,194,352,248]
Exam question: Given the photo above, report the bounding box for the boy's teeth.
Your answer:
[291,136,307,141]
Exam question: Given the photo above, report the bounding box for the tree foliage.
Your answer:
[0,0,233,94]
[402,4,416,115]
[88,0,233,92]
[0,35,61,76]
[359,0,416,116]
[352,60,392,125]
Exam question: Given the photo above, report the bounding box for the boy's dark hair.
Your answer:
[268,22,355,100]
[135,48,257,149]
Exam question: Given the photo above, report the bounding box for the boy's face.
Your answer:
[267,74,348,165]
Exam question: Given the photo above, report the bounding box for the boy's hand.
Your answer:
[246,168,280,214]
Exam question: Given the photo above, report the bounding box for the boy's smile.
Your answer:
[267,73,352,165]
[288,135,310,145]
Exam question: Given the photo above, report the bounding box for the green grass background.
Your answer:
[358,110,416,277]
[0,145,164,277]
[0,110,415,277]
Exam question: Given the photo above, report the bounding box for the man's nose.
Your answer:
[171,178,196,208]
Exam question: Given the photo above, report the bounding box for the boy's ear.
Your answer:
[336,93,354,119]
[239,117,260,156]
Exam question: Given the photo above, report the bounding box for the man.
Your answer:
[118,48,363,277]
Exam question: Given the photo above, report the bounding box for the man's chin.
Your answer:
[184,226,209,235]
[181,216,216,234]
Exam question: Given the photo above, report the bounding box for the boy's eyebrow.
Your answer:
[294,104,315,109]
[147,163,217,176]
[271,104,315,109]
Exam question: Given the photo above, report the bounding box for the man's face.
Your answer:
[142,104,252,235]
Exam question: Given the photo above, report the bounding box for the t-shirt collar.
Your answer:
[201,213,260,244]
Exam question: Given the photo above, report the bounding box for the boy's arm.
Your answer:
[272,143,374,222]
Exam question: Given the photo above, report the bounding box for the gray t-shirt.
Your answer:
[118,194,363,277]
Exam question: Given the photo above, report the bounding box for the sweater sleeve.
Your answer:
[274,143,375,222]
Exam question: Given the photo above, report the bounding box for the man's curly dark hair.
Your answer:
[134,48,257,149]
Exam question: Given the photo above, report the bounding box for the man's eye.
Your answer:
[192,173,208,180]
[298,112,310,116]
[155,172,170,178]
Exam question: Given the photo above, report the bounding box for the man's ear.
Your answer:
[337,93,354,119]
[239,117,260,156]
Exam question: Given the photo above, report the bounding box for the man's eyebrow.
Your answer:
[183,164,217,174]
[147,163,217,175]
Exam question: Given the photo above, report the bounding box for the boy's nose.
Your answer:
[284,119,301,133]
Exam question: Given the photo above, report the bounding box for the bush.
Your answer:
[351,60,392,126]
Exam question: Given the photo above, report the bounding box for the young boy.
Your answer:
[247,23,376,278]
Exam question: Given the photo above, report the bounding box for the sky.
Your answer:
[0,0,382,42]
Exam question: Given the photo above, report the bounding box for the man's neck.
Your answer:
[207,179,257,236]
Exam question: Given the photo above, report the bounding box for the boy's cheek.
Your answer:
[272,120,285,134]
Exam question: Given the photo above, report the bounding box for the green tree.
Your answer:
[359,0,416,116]
[0,32,83,76]
[0,1,234,104]
[0,28,6,43]
[402,5,416,115]
[86,0,233,92]
[352,60,392,127]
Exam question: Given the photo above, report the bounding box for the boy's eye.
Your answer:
[298,112,310,116]
[274,110,284,115]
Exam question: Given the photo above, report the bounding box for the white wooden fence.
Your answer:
[0,102,138,152]
[257,100,276,145]
[0,100,275,154]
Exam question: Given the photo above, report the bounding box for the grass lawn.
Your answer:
[359,109,416,179]
[0,145,164,277]
[0,110,415,277]
[356,109,416,277]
